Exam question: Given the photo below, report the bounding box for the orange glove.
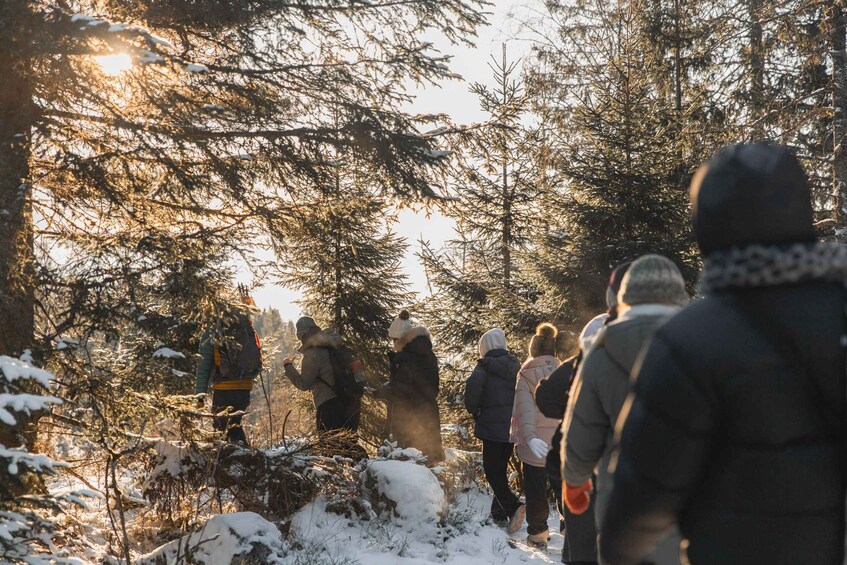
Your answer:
[563,479,592,515]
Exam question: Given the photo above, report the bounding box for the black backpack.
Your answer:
[213,315,263,382]
[324,345,366,400]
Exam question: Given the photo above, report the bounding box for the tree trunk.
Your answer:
[500,43,512,289]
[0,1,35,357]
[828,2,847,241]
[748,0,766,138]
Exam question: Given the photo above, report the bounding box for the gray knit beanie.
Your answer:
[295,316,321,340]
[618,255,688,307]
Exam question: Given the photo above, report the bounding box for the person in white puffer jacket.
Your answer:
[510,323,562,548]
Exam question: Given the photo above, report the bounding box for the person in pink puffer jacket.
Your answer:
[510,323,562,548]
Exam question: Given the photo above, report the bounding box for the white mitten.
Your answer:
[528,438,549,459]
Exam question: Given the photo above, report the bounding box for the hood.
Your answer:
[600,314,672,372]
[579,313,609,353]
[478,328,507,357]
[300,329,342,352]
[692,143,816,255]
[397,326,432,355]
[479,350,521,381]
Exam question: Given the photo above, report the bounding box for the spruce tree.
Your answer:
[420,46,548,359]
[529,0,697,324]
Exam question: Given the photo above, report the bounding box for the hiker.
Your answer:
[282,317,364,448]
[540,261,630,564]
[562,255,688,564]
[537,315,606,565]
[375,310,443,463]
[510,323,562,549]
[195,294,263,447]
[601,143,847,565]
[464,328,524,531]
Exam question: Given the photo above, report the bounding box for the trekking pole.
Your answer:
[258,369,275,446]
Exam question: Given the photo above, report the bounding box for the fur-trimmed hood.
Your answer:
[395,326,431,353]
[300,329,342,352]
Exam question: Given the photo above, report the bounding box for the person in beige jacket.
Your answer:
[510,323,562,547]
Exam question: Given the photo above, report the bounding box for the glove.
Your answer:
[563,479,592,515]
[528,438,549,459]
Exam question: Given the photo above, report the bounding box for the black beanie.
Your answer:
[691,143,816,255]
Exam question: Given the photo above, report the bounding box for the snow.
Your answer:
[139,50,164,64]
[291,490,565,564]
[0,392,62,425]
[0,355,54,387]
[54,337,79,351]
[186,63,210,73]
[152,347,185,359]
[0,446,67,476]
[137,512,287,564]
[364,459,445,522]
[425,149,453,158]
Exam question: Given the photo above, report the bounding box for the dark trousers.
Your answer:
[482,439,521,521]
[316,395,365,459]
[212,389,250,446]
[523,462,554,536]
[562,494,598,564]
[316,395,361,432]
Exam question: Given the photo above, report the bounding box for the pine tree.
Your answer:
[275,166,412,446]
[529,0,697,325]
[420,46,549,359]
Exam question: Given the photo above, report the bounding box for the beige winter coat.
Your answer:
[510,355,561,467]
[283,330,341,408]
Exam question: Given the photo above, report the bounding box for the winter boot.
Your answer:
[526,531,549,550]
[507,503,526,534]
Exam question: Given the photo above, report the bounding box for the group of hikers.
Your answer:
[194,305,445,462]
[194,142,847,565]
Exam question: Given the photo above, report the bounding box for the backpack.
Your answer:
[324,345,366,400]
[213,315,263,382]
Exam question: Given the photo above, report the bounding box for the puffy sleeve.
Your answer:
[562,353,610,485]
[464,362,485,417]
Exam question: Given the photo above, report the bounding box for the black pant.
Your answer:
[316,395,361,432]
[482,439,521,521]
[212,389,250,446]
[316,395,365,459]
[561,494,598,564]
[523,462,554,536]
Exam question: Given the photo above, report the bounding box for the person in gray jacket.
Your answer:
[562,255,688,564]
[283,317,361,438]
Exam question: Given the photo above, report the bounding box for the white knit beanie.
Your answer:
[478,328,507,357]
[388,310,416,339]
[578,313,608,353]
[618,255,688,307]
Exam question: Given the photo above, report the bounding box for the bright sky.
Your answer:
[247,2,532,322]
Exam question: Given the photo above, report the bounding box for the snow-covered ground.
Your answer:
[289,489,564,564]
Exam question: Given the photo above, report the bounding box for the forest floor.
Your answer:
[46,440,564,564]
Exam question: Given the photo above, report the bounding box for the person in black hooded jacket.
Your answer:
[600,143,847,565]
[464,328,523,529]
[377,313,444,463]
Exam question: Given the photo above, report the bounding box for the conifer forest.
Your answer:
[1,0,846,563]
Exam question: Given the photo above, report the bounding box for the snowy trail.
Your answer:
[290,490,564,564]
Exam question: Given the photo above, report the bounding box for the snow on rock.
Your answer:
[0,355,55,388]
[152,347,185,359]
[361,459,444,523]
[136,512,287,565]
